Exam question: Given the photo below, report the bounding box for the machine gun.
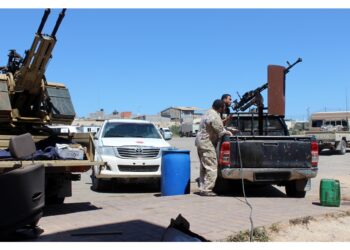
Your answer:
[232,58,302,112]
[231,58,302,135]
[0,9,75,130]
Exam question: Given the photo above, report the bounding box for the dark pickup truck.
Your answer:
[217,113,319,198]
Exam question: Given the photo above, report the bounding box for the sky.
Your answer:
[0,8,350,120]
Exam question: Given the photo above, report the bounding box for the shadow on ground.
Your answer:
[43,202,102,217]
[319,149,350,156]
[214,181,287,198]
[35,220,166,242]
[89,181,161,194]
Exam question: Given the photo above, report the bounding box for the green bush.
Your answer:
[170,125,180,137]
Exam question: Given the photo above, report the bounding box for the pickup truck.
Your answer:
[305,130,349,155]
[217,113,319,198]
[92,119,171,191]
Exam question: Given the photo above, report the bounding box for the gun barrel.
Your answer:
[51,9,66,38]
[37,8,51,34]
[285,57,302,73]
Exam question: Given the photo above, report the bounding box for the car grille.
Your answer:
[118,165,159,172]
[116,147,160,159]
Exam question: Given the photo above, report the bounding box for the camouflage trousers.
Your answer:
[197,148,218,192]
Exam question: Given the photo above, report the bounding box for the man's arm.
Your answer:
[211,114,232,137]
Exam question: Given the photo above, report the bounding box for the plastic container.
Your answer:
[161,149,190,196]
[319,179,341,207]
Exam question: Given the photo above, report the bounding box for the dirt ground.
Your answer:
[268,171,350,242]
[269,210,350,242]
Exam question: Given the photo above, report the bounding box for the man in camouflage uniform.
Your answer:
[195,99,232,196]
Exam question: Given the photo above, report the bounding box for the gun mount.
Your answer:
[231,58,302,135]
[232,58,302,113]
[0,9,75,133]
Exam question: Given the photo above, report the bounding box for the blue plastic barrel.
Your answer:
[161,149,191,196]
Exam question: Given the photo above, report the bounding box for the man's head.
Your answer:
[212,99,225,113]
[221,94,232,107]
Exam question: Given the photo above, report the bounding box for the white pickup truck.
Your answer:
[305,129,349,155]
[91,119,171,191]
[306,111,350,155]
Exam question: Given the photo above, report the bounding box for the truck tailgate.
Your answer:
[230,136,312,169]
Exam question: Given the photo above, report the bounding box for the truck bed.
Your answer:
[0,133,103,173]
[305,131,350,141]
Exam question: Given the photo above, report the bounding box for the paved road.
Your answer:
[32,138,350,242]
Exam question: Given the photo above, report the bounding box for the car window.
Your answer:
[102,122,161,139]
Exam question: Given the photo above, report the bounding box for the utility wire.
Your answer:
[236,134,254,242]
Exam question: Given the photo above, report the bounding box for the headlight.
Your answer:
[98,146,116,157]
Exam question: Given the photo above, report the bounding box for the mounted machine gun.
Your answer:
[231,58,302,135]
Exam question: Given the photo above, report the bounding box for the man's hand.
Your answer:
[225,131,233,136]
[222,114,233,126]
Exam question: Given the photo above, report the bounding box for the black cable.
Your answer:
[236,133,254,242]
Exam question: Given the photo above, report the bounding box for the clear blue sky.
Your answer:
[1,9,349,120]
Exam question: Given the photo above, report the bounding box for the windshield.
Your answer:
[102,122,162,139]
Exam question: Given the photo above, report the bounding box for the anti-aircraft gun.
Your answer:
[231,58,302,135]
[0,10,102,205]
[0,8,75,134]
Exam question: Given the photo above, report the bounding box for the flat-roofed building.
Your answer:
[160,106,201,123]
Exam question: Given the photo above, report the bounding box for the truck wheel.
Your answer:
[285,180,306,198]
[46,195,65,205]
[155,179,161,191]
[213,175,232,195]
[91,175,108,192]
[338,140,346,155]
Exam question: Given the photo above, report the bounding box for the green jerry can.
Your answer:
[319,179,341,207]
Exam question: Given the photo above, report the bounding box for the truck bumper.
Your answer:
[94,155,161,179]
[220,167,318,182]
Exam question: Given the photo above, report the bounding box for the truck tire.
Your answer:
[338,140,347,155]
[285,180,306,198]
[91,175,108,192]
[213,175,232,195]
[46,195,65,205]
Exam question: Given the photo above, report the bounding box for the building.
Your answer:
[120,112,132,119]
[160,106,201,123]
[72,118,104,134]
[133,115,172,128]
[86,109,132,120]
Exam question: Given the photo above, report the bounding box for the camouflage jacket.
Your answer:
[195,108,227,150]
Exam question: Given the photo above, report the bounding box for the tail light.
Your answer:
[219,141,231,166]
[311,141,319,167]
